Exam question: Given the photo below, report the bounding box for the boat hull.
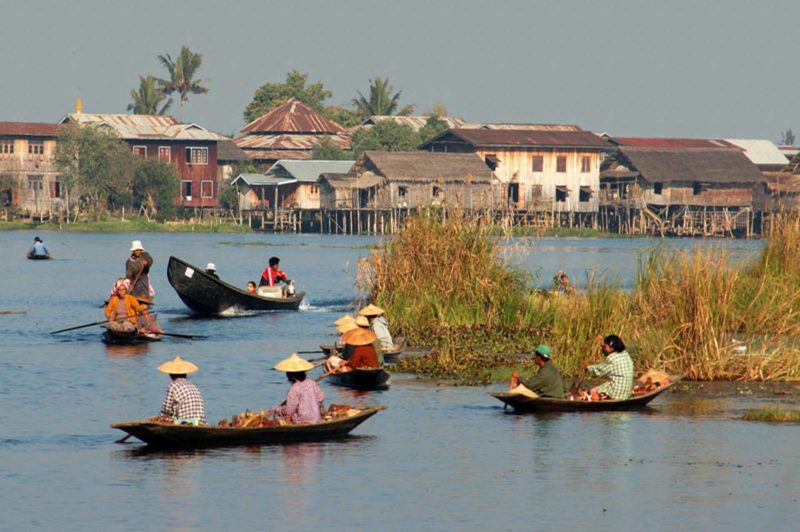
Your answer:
[328,368,391,390]
[101,327,162,345]
[167,256,304,316]
[112,406,385,448]
[26,253,51,260]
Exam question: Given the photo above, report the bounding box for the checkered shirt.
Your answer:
[160,378,207,424]
[588,350,634,400]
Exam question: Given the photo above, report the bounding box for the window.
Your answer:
[201,180,214,199]
[398,186,408,197]
[158,146,171,162]
[484,154,499,171]
[309,185,319,195]
[507,183,519,204]
[186,147,208,165]
[52,176,62,198]
[555,185,569,202]
[181,180,193,199]
[28,141,44,156]
[432,185,441,198]
[530,184,542,199]
[556,156,567,173]
[579,186,594,202]
[693,182,703,196]
[653,182,663,195]
[132,146,147,157]
[532,156,544,172]
[0,139,13,155]
[580,156,591,173]
[27,175,43,191]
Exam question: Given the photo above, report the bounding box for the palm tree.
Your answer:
[157,46,209,106]
[127,75,172,115]
[352,77,415,119]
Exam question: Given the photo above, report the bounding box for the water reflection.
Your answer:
[104,343,151,357]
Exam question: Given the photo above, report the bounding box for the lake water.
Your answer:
[1,231,798,531]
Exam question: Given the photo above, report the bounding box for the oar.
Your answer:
[50,317,127,334]
[315,371,334,382]
[571,337,603,395]
[114,434,133,444]
[296,350,323,354]
[157,331,208,340]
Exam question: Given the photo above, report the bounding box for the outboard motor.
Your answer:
[286,280,296,297]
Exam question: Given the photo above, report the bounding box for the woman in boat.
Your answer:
[105,279,160,334]
[325,315,358,372]
[338,327,381,371]
[351,315,384,365]
[126,240,154,301]
[246,281,257,294]
[158,356,206,426]
[29,236,49,258]
[509,344,565,398]
[270,354,325,424]
[585,334,634,400]
[358,304,394,350]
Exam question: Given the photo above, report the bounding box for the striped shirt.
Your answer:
[160,378,207,424]
[588,350,634,400]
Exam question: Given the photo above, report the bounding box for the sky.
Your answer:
[1,0,797,141]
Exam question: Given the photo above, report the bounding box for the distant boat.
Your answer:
[101,326,162,345]
[26,251,51,260]
[167,256,305,316]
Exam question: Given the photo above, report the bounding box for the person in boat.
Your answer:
[30,236,49,257]
[337,327,381,371]
[555,273,575,295]
[585,334,634,400]
[508,344,565,398]
[125,240,154,302]
[205,263,219,279]
[246,281,257,294]
[358,304,394,350]
[259,256,288,287]
[270,354,325,424]
[325,315,359,372]
[105,279,161,334]
[157,356,207,426]
[352,315,384,365]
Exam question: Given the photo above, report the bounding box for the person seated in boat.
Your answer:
[508,344,565,398]
[585,334,634,400]
[126,240,154,302]
[30,236,49,257]
[259,256,288,287]
[246,281,257,294]
[270,354,325,424]
[325,315,359,372]
[205,263,219,279]
[157,356,206,426]
[337,327,381,372]
[358,304,394,350]
[555,273,575,295]
[351,315,384,365]
[105,279,161,335]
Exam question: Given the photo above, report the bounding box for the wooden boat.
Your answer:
[101,326,162,345]
[111,406,386,448]
[320,337,407,364]
[167,256,305,316]
[490,378,680,413]
[26,252,51,260]
[327,368,391,390]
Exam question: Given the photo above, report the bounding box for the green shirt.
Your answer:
[521,361,565,398]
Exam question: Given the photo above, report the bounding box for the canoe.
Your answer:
[111,406,386,448]
[167,256,305,315]
[26,252,51,260]
[327,368,391,390]
[320,337,407,364]
[101,327,162,345]
[490,378,680,412]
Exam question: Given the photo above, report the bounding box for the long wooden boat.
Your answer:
[490,378,680,413]
[26,252,51,260]
[327,368,391,390]
[111,406,386,448]
[167,256,305,315]
[101,326,162,345]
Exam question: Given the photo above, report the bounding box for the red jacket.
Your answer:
[259,266,287,287]
[345,345,379,369]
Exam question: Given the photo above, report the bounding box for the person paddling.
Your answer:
[358,304,393,350]
[270,354,325,424]
[105,279,161,335]
[339,327,381,371]
[30,236,49,258]
[509,344,565,398]
[157,357,206,426]
[126,240,154,302]
[585,334,634,400]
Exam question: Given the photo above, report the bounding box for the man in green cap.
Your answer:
[509,344,565,398]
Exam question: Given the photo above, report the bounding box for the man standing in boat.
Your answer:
[158,356,206,426]
[259,256,288,287]
[509,344,565,398]
[126,240,154,302]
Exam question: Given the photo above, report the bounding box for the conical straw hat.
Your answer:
[274,353,315,372]
[157,356,198,375]
[334,314,355,327]
[336,320,359,335]
[342,327,378,346]
[354,315,370,327]
[358,304,385,316]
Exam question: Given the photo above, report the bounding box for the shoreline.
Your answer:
[0,219,251,233]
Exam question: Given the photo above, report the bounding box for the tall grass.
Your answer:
[362,212,800,383]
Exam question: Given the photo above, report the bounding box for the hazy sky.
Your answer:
[1,0,797,141]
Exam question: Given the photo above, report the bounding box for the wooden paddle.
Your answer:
[570,336,604,395]
[50,316,135,334]
[157,331,208,340]
[114,434,133,444]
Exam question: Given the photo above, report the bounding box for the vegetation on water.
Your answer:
[742,406,800,423]
[0,216,249,233]
[359,212,800,384]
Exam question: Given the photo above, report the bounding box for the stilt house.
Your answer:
[0,122,61,215]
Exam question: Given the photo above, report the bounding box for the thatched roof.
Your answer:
[614,148,766,184]
[358,151,494,183]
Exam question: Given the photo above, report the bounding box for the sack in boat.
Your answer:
[257,286,283,298]
[637,369,669,385]
[508,384,539,399]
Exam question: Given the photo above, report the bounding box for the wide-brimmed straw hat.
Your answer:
[274,353,315,372]
[157,356,198,375]
[336,320,359,335]
[342,327,378,346]
[334,314,354,327]
[130,240,144,252]
[354,315,370,327]
[358,304,385,317]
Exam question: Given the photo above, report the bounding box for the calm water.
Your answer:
[1,231,798,531]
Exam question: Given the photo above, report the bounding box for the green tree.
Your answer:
[218,182,239,213]
[127,74,172,115]
[55,124,135,220]
[0,173,14,207]
[244,71,332,124]
[323,104,361,128]
[132,159,178,221]
[312,137,350,160]
[158,46,209,106]
[419,114,450,144]
[780,129,796,146]
[350,121,420,157]
[352,77,415,119]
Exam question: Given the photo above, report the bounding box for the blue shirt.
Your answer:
[31,242,48,256]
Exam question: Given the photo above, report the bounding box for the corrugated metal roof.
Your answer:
[612,137,735,149]
[241,98,346,134]
[462,123,582,131]
[234,133,350,150]
[62,113,225,141]
[361,115,466,130]
[242,149,313,162]
[723,139,789,166]
[267,160,355,182]
[613,147,765,184]
[231,173,295,186]
[0,122,59,137]
[421,128,611,150]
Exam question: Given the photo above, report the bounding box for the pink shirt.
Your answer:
[275,379,324,424]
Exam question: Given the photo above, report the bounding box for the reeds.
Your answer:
[742,406,800,423]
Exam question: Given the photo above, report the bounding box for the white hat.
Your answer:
[206,263,216,271]
[130,240,144,252]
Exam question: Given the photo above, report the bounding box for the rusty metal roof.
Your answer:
[462,123,582,131]
[234,133,350,151]
[0,122,58,137]
[241,98,346,134]
[61,113,225,141]
[611,137,736,149]
[361,115,466,130]
[421,128,612,150]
